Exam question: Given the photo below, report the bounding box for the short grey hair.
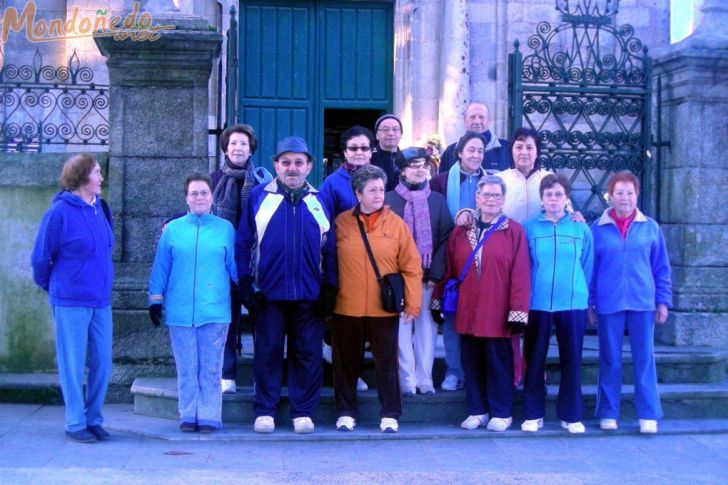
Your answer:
[350,164,387,194]
[477,175,507,196]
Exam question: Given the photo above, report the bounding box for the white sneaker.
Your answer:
[402,386,416,396]
[293,416,314,434]
[322,342,333,364]
[357,377,369,392]
[441,374,464,391]
[336,416,356,431]
[460,414,488,430]
[254,415,275,433]
[639,419,658,434]
[486,417,512,432]
[521,418,544,432]
[561,421,586,434]
[221,379,237,394]
[380,417,399,433]
[418,383,436,395]
[600,418,618,430]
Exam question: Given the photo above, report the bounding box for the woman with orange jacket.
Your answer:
[332,164,423,434]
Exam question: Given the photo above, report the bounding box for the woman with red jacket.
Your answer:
[433,174,530,432]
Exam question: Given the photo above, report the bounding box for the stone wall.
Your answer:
[0,152,108,373]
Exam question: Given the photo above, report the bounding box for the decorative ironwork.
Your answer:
[1,49,109,152]
[508,0,653,221]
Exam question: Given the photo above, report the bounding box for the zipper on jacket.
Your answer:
[550,224,557,311]
[192,219,200,325]
[292,203,298,300]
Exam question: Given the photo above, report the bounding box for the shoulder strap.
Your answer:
[456,214,506,284]
[355,213,383,283]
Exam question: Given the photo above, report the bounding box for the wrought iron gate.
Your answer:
[508,0,653,221]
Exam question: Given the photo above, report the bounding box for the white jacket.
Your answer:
[496,168,552,223]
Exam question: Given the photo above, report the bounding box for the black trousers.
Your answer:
[332,314,401,419]
[222,285,242,380]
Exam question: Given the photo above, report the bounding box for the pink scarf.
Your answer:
[394,180,433,268]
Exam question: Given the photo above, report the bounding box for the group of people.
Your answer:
[30,101,672,443]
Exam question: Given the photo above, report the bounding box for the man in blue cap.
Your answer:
[236,136,338,434]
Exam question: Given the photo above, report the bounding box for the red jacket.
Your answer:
[435,216,530,338]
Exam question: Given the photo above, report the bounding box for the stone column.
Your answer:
[438,0,470,145]
[94,8,222,391]
[652,0,728,348]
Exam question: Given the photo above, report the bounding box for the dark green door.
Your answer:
[238,0,393,184]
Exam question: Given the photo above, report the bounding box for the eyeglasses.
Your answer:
[276,159,308,168]
[406,162,430,170]
[477,192,504,200]
[188,190,211,198]
[377,127,401,134]
[346,146,371,152]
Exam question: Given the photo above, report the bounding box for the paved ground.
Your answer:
[2,403,728,484]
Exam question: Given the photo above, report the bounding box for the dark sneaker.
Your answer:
[198,425,217,434]
[179,422,198,432]
[66,429,97,443]
[87,425,110,441]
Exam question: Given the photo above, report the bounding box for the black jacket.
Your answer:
[372,145,401,191]
[384,189,453,283]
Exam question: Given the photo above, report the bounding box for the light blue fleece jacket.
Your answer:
[149,212,237,327]
[589,208,673,314]
[523,213,593,311]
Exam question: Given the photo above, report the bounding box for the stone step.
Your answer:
[131,377,728,425]
[230,335,728,386]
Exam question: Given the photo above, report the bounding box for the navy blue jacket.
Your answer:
[236,179,337,301]
[31,191,114,307]
[438,130,511,174]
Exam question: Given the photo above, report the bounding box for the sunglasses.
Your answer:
[346,146,371,152]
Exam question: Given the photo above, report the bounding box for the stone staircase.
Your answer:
[130,335,728,425]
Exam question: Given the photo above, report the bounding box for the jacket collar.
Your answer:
[597,207,647,225]
[264,178,318,194]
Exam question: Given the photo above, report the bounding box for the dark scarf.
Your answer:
[280,181,310,206]
[212,158,255,227]
[394,178,433,268]
[342,160,365,174]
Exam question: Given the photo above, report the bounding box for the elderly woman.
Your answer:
[148,173,237,433]
[332,165,423,433]
[434,175,530,432]
[212,124,270,394]
[590,171,672,434]
[385,147,453,395]
[32,154,114,443]
[522,174,593,434]
[430,131,489,391]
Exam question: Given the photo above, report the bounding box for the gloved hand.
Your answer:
[431,308,445,325]
[239,277,262,312]
[316,284,338,318]
[149,304,162,327]
[509,320,526,335]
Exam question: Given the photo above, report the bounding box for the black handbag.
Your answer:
[356,214,405,313]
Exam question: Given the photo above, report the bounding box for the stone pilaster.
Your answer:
[653,0,728,347]
[95,15,222,389]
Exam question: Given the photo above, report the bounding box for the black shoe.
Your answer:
[198,425,216,434]
[66,429,97,443]
[87,425,110,441]
[180,422,198,432]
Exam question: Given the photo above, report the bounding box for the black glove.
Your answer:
[239,277,263,312]
[431,308,445,325]
[149,304,162,327]
[316,284,338,318]
[509,320,526,335]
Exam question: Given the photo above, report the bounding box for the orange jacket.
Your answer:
[334,206,423,318]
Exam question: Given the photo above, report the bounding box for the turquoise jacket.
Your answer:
[149,212,237,327]
[523,214,594,311]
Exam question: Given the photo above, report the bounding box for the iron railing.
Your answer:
[0,49,109,152]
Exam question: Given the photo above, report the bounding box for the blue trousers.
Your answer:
[596,311,663,420]
[169,323,227,428]
[523,310,585,422]
[253,300,323,419]
[443,313,463,380]
[53,305,112,433]
[460,335,514,418]
[222,285,242,380]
